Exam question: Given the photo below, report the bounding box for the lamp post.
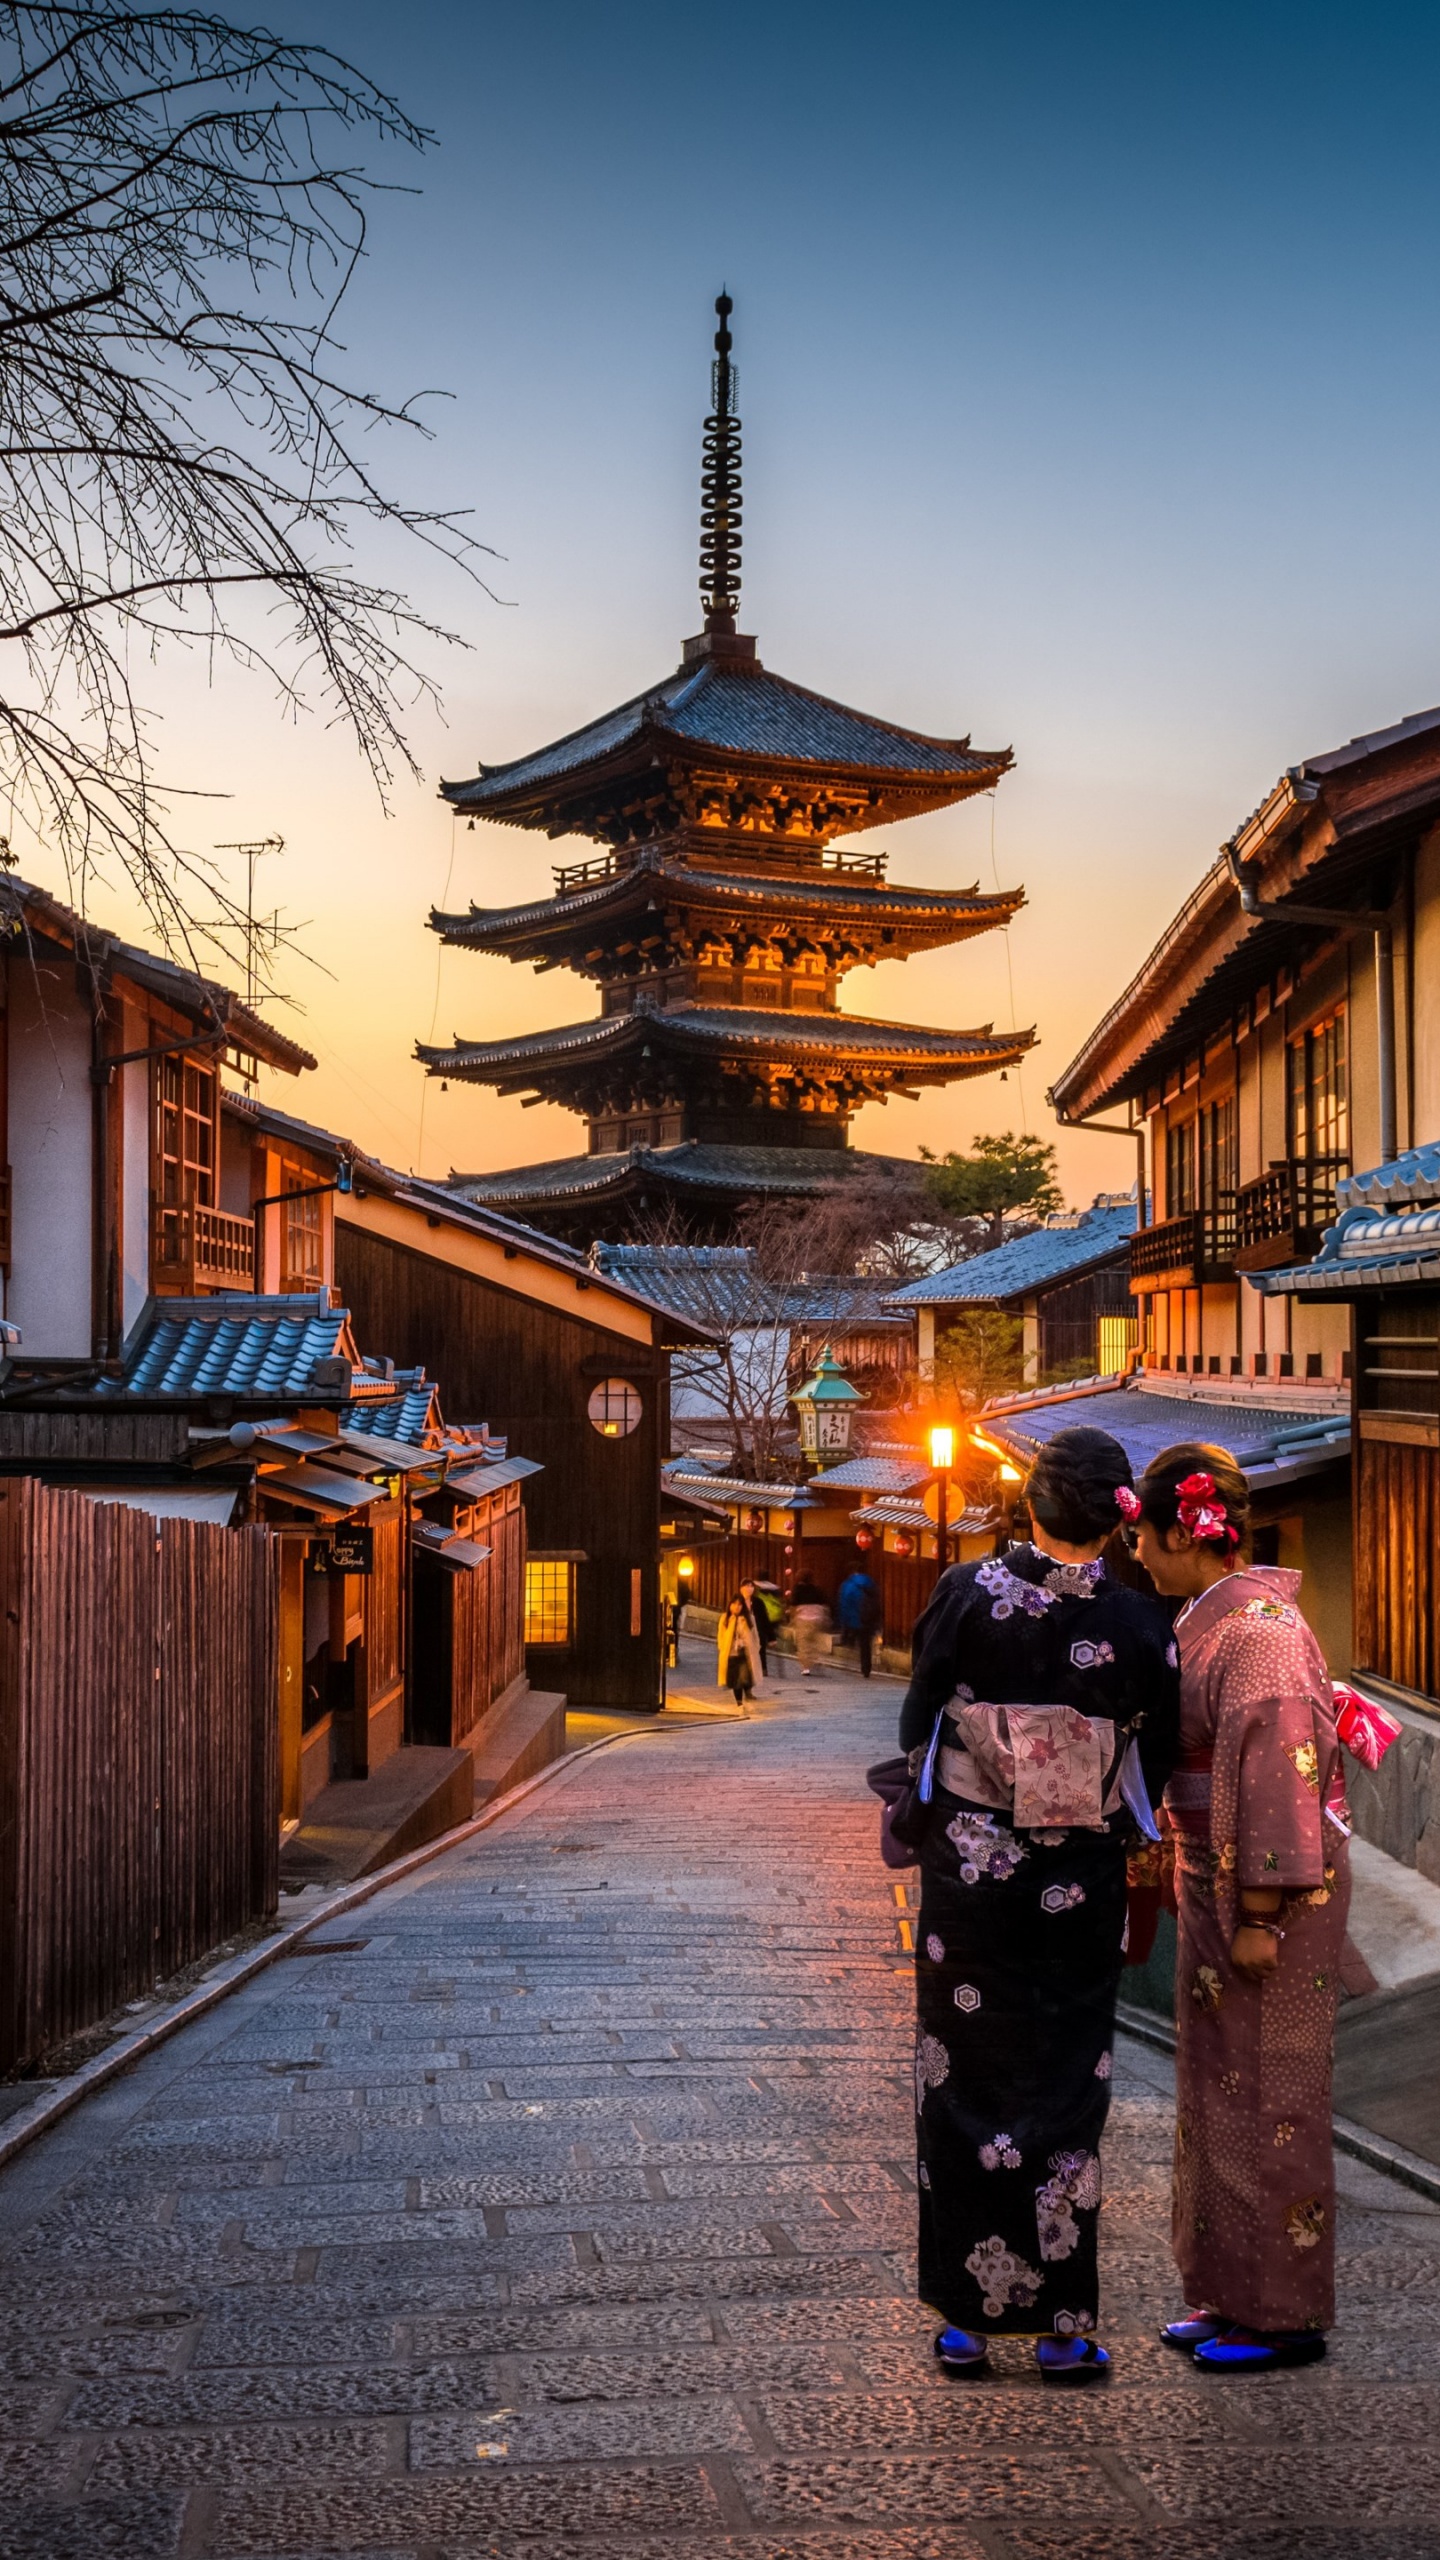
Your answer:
[793,1344,864,1466]
[929,1422,955,1580]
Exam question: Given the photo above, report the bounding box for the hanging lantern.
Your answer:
[743,1505,765,1536]
[793,1343,864,1461]
[854,1527,874,1551]
[893,1531,914,1559]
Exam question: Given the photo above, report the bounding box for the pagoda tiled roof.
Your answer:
[448,1140,924,1210]
[441,656,1010,818]
[431,852,1022,958]
[419,1003,1031,1086]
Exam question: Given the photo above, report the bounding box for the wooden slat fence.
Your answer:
[0,1477,278,2074]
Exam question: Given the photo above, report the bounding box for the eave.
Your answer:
[430,856,1024,965]
[1050,711,1440,1123]
[417,1003,1034,1097]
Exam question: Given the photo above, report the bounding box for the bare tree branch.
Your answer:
[0,3,498,954]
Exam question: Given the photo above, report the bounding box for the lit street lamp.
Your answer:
[929,1422,955,1578]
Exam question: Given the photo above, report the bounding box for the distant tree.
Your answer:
[931,1309,1026,1416]
[0,3,489,954]
[919,1132,1064,1250]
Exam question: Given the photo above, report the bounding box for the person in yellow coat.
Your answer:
[717,1591,762,1704]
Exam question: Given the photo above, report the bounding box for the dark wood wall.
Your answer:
[336,1223,665,1709]
[0,1476,277,2073]
[1354,1434,1440,1701]
[1036,1257,1132,1376]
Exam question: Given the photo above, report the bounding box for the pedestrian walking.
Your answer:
[741,1576,781,1675]
[899,1427,1179,2381]
[836,1563,882,1677]
[1129,1444,1352,2375]
[717,1590,762,1705]
[788,1575,830,1676]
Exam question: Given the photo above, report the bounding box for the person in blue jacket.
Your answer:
[836,1564,883,1677]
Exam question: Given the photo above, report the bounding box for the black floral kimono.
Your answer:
[900,1544,1179,2338]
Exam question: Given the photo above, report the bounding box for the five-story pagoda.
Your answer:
[420,296,1033,1241]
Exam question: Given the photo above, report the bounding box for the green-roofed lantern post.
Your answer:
[793,1344,864,1467]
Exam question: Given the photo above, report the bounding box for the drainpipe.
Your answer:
[1228,855,1398,1169]
[1053,1114,1149,1228]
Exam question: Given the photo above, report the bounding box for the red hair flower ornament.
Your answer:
[1113,1485,1142,1522]
[1175,1471,1239,1548]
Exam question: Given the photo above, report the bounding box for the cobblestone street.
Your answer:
[2,1654,1438,2560]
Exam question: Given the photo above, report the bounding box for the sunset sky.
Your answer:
[87,0,1440,1202]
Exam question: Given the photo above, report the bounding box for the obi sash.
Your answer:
[937,1700,1152,1834]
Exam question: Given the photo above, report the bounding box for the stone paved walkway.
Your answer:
[2,1651,1439,2559]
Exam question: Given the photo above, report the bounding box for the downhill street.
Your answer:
[0,1652,1437,2559]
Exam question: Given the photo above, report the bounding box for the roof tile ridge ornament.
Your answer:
[684,292,762,672]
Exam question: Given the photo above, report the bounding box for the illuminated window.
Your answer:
[1098,1315,1140,1375]
[587,1378,642,1438]
[525,1559,573,1647]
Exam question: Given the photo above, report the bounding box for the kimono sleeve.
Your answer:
[1212,1614,1327,1891]
[898,1563,977,1750]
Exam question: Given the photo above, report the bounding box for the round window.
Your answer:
[587,1377,643,1438]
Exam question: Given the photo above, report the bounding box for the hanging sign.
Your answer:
[327,1524,374,1576]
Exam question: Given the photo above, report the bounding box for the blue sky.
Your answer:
[110,1,1440,1191]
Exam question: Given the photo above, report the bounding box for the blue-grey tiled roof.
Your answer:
[981,1382,1349,1489]
[116,1295,349,1399]
[805,1455,933,1493]
[345,1386,438,1445]
[1249,1141,1440,1297]
[884,1201,1136,1308]
[443,659,1006,807]
[1339,1143,1440,1213]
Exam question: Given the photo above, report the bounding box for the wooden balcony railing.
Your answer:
[553,851,622,896]
[1233,1154,1347,1273]
[820,847,888,878]
[1128,1205,1236,1294]
[153,1201,255,1294]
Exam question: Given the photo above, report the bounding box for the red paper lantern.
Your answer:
[893,1531,914,1559]
[854,1528,874,1551]
[743,1506,765,1535]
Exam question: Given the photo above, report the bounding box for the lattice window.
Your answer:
[587,1377,643,1438]
[155,1052,217,1263]
[1165,1118,1195,1218]
[524,1559,573,1647]
[1288,1011,1348,1163]
[282,1171,324,1290]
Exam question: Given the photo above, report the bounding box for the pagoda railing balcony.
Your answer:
[820,847,888,879]
[1128,1204,1236,1295]
[553,851,624,896]
[153,1200,255,1294]
[1233,1154,1348,1273]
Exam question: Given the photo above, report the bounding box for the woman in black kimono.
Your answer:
[901,1427,1179,2381]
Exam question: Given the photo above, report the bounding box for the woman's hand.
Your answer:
[1230,1922,1281,1983]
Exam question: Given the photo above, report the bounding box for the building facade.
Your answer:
[1048,703,1440,1869]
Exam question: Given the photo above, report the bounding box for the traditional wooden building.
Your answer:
[0,873,313,1359]
[420,296,1032,1241]
[884,1195,1139,1387]
[1048,701,1440,1873]
[221,1093,710,1712]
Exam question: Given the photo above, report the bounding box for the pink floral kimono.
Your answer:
[1166,1565,1351,2333]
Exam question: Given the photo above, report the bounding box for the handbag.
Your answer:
[865,1710,944,1869]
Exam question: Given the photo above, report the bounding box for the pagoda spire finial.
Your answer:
[699,291,742,636]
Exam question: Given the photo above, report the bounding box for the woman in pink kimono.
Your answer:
[1129,1442,1350,2375]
